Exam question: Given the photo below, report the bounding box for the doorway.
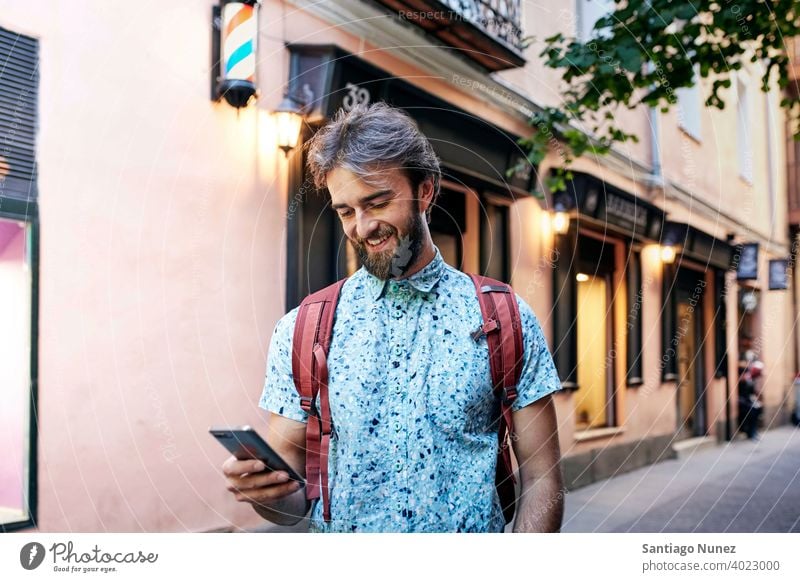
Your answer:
[674,267,707,439]
[576,272,613,429]
[574,233,617,430]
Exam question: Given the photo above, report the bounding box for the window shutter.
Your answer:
[0,26,39,215]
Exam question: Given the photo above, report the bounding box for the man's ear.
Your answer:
[416,177,435,218]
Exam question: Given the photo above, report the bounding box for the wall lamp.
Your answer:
[552,205,570,235]
[660,245,677,264]
[274,84,313,156]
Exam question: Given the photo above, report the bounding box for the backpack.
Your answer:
[290,273,523,525]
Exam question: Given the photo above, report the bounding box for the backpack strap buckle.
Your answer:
[299,396,317,416]
[470,318,499,342]
[501,386,518,406]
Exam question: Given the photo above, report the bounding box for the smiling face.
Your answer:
[328,166,434,280]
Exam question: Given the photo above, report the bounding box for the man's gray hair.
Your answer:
[305,102,441,220]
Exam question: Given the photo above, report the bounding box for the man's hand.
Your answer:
[221,413,310,525]
[222,458,303,505]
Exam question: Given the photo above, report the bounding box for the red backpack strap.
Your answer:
[291,278,346,522]
[468,274,524,523]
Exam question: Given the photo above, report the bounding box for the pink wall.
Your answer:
[2,0,291,531]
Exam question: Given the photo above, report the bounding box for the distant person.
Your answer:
[737,334,763,440]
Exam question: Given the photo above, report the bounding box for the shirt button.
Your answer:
[393,421,401,432]
[395,461,403,472]
[393,345,403,357]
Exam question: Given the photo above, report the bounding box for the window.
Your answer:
[285,134,350,311]
[0,219,35,529]
[0,25,38,532]
[573,234,616,429]
[429,185,467,270]
[577,0,614,41]
[737,77,753,183]
[677,67,702,141]
[480,194,510,282]
[626,250,644,385]
[576,272,613,428]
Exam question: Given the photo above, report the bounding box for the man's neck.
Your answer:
[393,238,435,280]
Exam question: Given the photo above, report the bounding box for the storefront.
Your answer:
[551,172,665,432]
[660,222,735,440]
[282,45,536,308]
[549,173,740,487]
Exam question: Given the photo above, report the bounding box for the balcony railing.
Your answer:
[371,0,526,71]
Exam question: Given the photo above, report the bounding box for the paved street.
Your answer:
[562,426,800,533]
[245,426,800,533]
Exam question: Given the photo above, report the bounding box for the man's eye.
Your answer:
[370,201,390,210]
[337,209,353,218]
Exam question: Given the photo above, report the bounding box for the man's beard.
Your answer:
[352,210,425,280]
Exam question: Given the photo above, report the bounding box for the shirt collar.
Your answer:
[364,246,446,301]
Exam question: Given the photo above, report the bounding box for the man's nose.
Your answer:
[355,211,378,240]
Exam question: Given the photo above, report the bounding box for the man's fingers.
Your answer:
[226,470,291,492]
[221,456,267,477]
[234,480,302,503]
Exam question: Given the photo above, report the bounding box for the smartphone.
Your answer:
[209,425,305,486]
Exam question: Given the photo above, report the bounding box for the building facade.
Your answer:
[1,0,796,532]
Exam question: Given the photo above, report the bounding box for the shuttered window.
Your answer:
[0,26,38,214]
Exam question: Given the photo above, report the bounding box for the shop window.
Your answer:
[626,250,644,385]
[480,195,510,282]
[552,228,578,389]
[0,218,35,530]
[574,233,617,429]
[661,262,678,381]
[1,25,38,531]
[576,272,613,428]
[285,140,349,311]
[713,269,728,378]
[553,228,617,430]
[429,186,466,270]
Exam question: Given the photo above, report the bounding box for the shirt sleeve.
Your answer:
[512,294,563,411]
[258,306,308,423]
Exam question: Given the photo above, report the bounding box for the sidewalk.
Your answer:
[562,425,800,533]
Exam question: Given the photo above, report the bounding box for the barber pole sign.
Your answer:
[215,1,258,108]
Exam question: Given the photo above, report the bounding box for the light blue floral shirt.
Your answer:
[259,246,562,532]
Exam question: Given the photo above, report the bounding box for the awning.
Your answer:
[286,44,536,197]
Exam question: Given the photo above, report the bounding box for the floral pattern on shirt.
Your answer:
[259,247,562,532]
